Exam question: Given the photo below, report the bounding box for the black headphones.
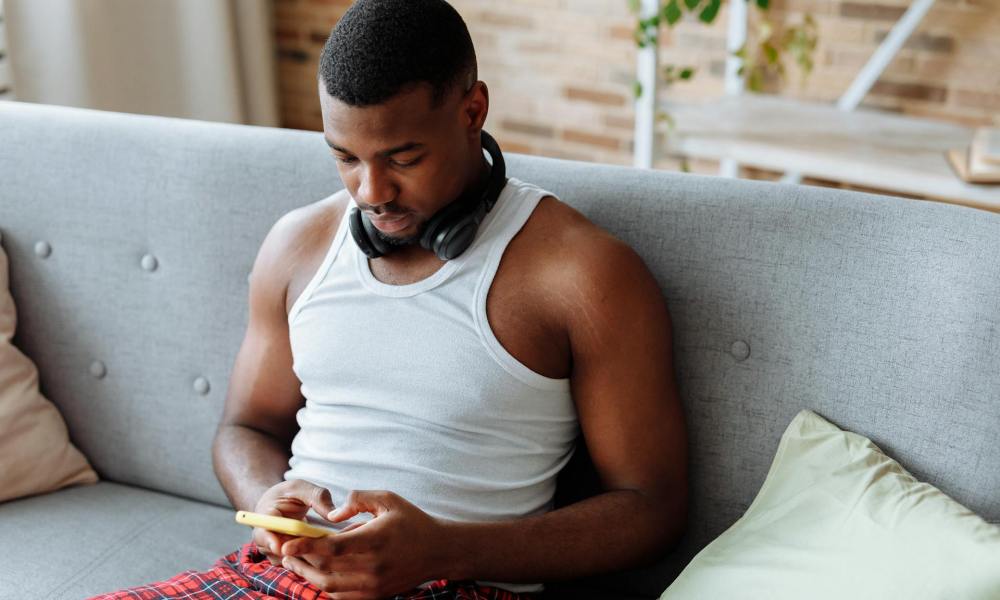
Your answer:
[348,130,508,261]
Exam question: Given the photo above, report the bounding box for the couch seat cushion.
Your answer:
[0,480,249,599]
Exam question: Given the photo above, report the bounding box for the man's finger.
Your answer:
[281,536,312,557]
[283,527,375,558]
[308,485,338,522]
[326,490,392,522]
[281,555,376,595]
[256,529,290,552]
[298,551,372,576]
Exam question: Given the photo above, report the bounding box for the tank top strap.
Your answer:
[287,189,353,325]
[479,177,549,257]
[471,178,566,391]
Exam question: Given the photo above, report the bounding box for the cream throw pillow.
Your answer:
[0,240,98,503]
[661,409,1000,599]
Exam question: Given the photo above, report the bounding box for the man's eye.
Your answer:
[335,155,357,165]
[391,156,422,168]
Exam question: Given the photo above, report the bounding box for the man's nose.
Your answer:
[355,163,396,211]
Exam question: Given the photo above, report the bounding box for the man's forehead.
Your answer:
[324,135,424,157]
[320,86,447,144]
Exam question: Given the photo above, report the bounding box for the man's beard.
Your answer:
[372,218,427,248]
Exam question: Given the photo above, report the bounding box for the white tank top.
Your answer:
[283,177,580,593]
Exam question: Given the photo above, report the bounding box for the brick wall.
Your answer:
[273,0,999,173]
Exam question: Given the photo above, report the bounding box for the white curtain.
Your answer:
[0,1,12,100]
[4,0,279,126]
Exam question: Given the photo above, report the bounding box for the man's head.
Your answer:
[317,0,490,250]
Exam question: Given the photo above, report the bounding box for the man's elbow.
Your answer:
[662,484,689,549]
[644,481,690,562]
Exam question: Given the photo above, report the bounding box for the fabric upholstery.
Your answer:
[0,237,98,503]
[1,100,998,597]
[0,481,250,599]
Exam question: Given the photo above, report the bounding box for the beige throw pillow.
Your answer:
[0,239,98,503]
[661,409,1000,599]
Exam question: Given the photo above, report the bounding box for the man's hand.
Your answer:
[252,479,339,567]
[279,490,448,599]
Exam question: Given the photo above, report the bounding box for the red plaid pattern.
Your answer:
[87,541,536,600]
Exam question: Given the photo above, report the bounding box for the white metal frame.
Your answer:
[633,0,659,169]
[632,0,938,179]
[719,0,747,178]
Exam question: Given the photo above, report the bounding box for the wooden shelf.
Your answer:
[662,95,1000,213]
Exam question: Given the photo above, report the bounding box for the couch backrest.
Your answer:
[2,101,999,596]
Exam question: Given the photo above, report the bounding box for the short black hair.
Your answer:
[317,0,478,108]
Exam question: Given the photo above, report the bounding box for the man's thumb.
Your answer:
[309,485,337,521]
[326,490,372,522]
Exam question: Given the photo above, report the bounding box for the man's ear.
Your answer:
[463,81,489,138]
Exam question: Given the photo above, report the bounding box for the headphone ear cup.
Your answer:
[434,218,479,261]
[419,199,469,254]
[349,207,390,259]
[419,129,507,261]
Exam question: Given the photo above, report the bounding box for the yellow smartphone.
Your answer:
[235,510,337,538]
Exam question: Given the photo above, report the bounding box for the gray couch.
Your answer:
[1,100,999,600]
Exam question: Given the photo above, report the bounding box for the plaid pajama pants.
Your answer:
[86,540,535,600]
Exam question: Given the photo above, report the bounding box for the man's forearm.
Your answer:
[212,423,292,512]
[441,488,686,583]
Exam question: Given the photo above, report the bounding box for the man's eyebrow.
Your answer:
[324,137,424,156]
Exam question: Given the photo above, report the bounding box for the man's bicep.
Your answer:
[218,217,305,446]
[566,239,688,499]
[221,319,303,445]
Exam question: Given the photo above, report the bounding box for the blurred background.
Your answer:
[1,0,997,210]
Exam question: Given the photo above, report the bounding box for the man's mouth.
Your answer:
[369,212,412,233]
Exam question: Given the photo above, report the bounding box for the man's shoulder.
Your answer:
[252,191,352,312]
[271,190,351,246]
[516,193,661,341]
[524,193,647,287]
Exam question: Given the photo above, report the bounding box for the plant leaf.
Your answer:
[763,42,779,64]
[756,0,769,8]
[699,0,721,23]
[663,0,683,25]
[684,0,701,9]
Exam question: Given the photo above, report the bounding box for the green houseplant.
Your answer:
[629,0,818,100]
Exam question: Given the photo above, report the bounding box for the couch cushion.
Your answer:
[659,410,1000,599]
[0,238,98,503]
[0,481,250,599]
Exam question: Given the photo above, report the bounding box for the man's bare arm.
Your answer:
[212,209,315,512]
[213,426,293,513]
[442,231,689,582]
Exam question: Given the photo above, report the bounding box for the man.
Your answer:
[92,1,687,599]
